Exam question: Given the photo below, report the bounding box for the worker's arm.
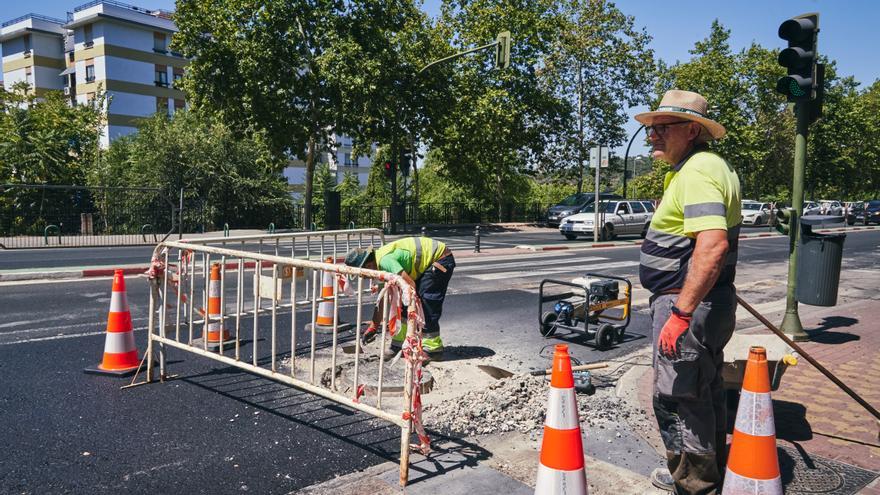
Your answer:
[674,229,729,314]
[658,228,729,357]
[398,270,417,291]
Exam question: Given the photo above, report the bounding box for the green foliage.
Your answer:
[336,171,362,206]
[0,83,104,185]
[91,110,293,229]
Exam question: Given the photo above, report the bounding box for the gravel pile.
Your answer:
[424,373,645,437]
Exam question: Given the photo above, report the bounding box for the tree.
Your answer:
[0,82,104,185]
[427,0,572,215]
[173,0,440,229]
[541,0,655,193]
[91,110,292,229]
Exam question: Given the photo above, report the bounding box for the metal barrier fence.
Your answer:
[142,229,433,486]
[0,184,175,248]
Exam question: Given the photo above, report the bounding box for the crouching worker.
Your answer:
[344,237,455,358]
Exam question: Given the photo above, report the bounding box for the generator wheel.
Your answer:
[614,325,626,343]
[595,323,615,350]
[540,311,558,337]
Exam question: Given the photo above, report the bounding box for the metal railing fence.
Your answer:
[144,228,427,486]
[0,184,174,249]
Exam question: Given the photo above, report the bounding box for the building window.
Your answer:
[84,24,93,47]
[155,64,168,86]
[344,153,354,167]
[173,67,184,87]
[156,97,169,114]
[23,34,32,54]
[86,92,96,104]
[25,67,32,85]
[68,52,74,62]
[153,32,166,52]
[174,99,185,111]
[85,60,95,82]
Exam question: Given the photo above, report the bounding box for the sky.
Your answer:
[4,0,878,156]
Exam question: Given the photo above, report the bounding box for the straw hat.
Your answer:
[635,90,726,142]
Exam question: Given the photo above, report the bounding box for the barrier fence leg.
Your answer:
[399,365,413,487]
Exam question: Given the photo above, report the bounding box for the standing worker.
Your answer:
[635,90,741,494]
[344,237,455,358]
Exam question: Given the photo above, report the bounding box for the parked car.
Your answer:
[546,192,622,227]
[817,200,844,216]
[559,199,654,240]
[803,201,821,216]
[741,201,772,226]
[865,200,880,225]
[846,202,866,225]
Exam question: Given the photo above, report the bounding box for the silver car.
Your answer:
[741,201,771,226]
[559,200,654,240]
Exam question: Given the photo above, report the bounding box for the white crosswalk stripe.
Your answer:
[466,260,639,281]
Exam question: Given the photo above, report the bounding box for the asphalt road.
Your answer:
[0,226,645,270]
[1,230,877,493]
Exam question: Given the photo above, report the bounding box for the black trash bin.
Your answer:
[796,215,846,306]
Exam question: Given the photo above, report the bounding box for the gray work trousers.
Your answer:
[650,286,737,495]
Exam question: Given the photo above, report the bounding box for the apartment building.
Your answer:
[0,14,67,97]
[2,2,371,190]
[0,2,186,147]
[283,133,374,194]
[64,0,187,146]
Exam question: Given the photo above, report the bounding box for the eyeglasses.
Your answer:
[646,121,692,137]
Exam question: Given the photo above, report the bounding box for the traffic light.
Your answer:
[383,160,395,180]
[775,207,797,235]
[776,13,819,102]
[495,31,511,70]
[399,150,411,177]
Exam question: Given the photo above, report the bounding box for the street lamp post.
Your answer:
[622,124,645,198]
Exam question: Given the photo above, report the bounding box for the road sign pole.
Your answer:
[779,102,810,341]
[594,151,600,242]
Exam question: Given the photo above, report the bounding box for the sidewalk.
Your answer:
[631,297,880,494]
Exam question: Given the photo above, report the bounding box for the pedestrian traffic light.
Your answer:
[383,160,394,180]
[495,31,511,70]
[775,207,796,235]
[776,13,819,102]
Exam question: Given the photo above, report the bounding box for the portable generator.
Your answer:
[538,273,632,350]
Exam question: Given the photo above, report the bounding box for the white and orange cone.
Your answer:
[202,263,232,349]
[535,344,588,495]
[722,346,783,494]
[84,270,140,376]
[305,257,353,334]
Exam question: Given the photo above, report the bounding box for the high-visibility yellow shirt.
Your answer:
[639,148,742,294]
[375,237,447,280]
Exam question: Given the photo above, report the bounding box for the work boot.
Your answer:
[422,336,444,354]
[650,468,674,492]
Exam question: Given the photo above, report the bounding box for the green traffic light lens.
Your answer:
[789,79,806,96]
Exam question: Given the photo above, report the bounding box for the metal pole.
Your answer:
[178,188,184,240]
[593,148,601,242]
[779,102,810,341]
[474,225,480,253]
[623,125,645,199]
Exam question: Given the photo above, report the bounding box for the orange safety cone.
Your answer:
[202,263,232,349]
[84,270,140,376]
[305,257,353,334]
[722,346,782,494]
[535,344,588,495]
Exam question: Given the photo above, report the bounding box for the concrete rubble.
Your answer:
[423,370,649,438]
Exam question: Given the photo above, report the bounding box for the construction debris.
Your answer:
[424,372,647,437]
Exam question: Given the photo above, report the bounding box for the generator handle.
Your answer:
[538,278,589,331]
[583,272,632,329]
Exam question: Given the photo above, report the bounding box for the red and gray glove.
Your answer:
[658,311,691,358]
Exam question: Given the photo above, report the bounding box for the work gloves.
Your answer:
[658,311,691,359]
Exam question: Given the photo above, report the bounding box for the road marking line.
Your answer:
[456,256,607,272]
[467,260,639,281]
[0,327,146,346]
